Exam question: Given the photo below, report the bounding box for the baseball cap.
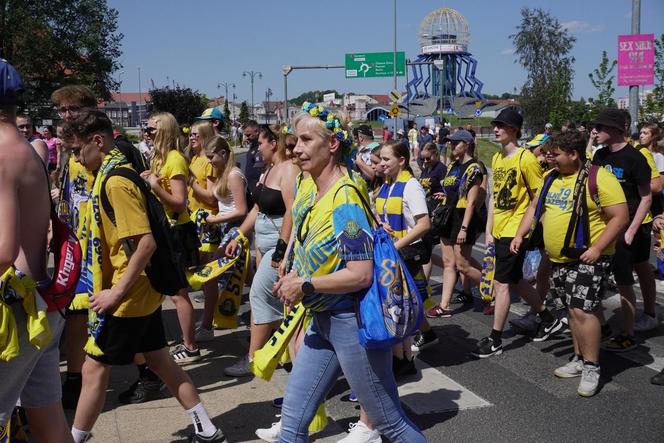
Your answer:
[491,109,523,130]
[526,133,550,148]
[0,59,24,105]
[591,108,626,133]
[357,124,373,137]
[195,107,224,122]
[447,129,474,144]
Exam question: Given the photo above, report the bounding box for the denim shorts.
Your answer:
[250,212,284,324]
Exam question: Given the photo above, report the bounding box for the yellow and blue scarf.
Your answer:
[81,148,128,356]
[375,170,413,239]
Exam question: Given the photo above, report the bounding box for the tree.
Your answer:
[223,100,231,130]
[510,8,576,130]
[239,101,249,125]
[289,90,340,106]
[149,86,207,125]
[640,34,664,123]
[0,0,123,118]
[588,50,617,116]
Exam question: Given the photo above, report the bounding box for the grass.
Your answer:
[476,137,500,167]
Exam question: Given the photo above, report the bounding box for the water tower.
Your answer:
[406,8,485,116]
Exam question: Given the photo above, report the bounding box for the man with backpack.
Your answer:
[472,109,562,359]
[63,110,226,443]
[511,131,628,397]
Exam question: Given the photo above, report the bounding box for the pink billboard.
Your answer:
[618,34,655,86]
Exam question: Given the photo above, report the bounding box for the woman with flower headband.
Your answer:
[223,124,299,377]
[274,103,425,442]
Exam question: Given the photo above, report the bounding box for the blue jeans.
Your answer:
[279,310,425,443]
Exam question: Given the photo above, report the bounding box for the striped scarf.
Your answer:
[81,147,128,356]
[375,170,413,239]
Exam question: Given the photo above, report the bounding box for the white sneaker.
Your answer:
[337,421,381,443]
[195,326,215,342]
[554,355,583,378]
[255,420,281,442]
[577,363,600,397]
[634,314,659,332]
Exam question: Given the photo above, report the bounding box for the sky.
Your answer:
[109,0,663,104]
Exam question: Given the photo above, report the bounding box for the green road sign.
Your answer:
[345,52,405,78]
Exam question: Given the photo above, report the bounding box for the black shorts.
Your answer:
[494,237,526,284]
[550,256,612,312]
[88,307,167,365]
[613,223,652,285]
[442,208,481,245]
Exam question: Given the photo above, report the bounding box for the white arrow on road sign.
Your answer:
[359,63,371,76]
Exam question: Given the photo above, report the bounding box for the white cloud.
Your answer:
[500,47,516,55]
[561,20,606,33]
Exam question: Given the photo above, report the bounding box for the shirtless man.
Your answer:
[0,60,73,442]
[16,113,48,166]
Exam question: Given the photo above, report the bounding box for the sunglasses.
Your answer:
[145,127,157,134]
[189,132,200,138]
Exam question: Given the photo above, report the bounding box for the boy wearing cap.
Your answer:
[591,108,653,352]
[196,107,225,135]
[472,109,562,358]
[0,59,73,442]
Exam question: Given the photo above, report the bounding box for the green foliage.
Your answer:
[640,34,664,123]
[149,86,206,125]
[0,0,123,118]
[510,7,576,131]
[289,90,340,106]
[566,98,594,125]
[239,101,249,125]
[588,50,617,115]
[223,100,231,131]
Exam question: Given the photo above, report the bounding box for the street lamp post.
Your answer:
[265,88,272,124]
[217,81,236,107]
[243,70,262,119]
[118,70,125,128]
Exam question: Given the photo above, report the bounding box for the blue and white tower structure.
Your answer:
[406,8,485,116]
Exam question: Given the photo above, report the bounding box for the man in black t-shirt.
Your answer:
[242,120,263,196]
[591,108,652,352]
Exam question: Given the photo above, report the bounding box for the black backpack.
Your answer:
[100,166,187,296]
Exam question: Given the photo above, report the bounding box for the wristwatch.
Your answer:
[301,276,315,296]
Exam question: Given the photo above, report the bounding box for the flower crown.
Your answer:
[301,102,352,148]
[281,125,293,135]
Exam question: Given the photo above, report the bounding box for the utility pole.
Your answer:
[393,0,398,135]
[217,81,235,106]
[265,88,273,124]
[629,0,641,133]
[243,70,262,119]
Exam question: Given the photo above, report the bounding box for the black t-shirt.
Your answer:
[437,127,450,144]
[244,139,264,195]
[592,144,650,218]
[419,161,446,198]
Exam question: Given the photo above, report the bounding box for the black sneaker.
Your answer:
[62,376,82,409]
[118,378,165,405]
[393,356,417,379]
[532,318,563,342]
[453,291,473,304]
[471,337,503,358]
[189,428,226,442]
[651,368,664,386]
[410,330,439,352]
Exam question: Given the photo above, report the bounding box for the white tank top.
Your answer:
[214,169,247,214]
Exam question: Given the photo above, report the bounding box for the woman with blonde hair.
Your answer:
[194,135,248,339]
[223,124,299,377]
[141,112,202,364]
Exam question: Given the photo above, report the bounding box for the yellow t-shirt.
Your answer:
[639,147,658,224]
[492,148,543,238]
[541,168,626,263]
[100,170,165,317]
[188,154,219,212]
[158,150,190,225]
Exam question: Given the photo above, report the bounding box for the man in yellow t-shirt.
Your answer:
[512,131,628,397]
[472,109,558,359]
[64,111,226,443]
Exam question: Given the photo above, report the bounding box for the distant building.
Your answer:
[617,89,653,109]
[99,92,150,127]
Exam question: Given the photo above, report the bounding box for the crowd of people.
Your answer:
[1,56,663,443]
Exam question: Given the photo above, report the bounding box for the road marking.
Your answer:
[399,359,492,414]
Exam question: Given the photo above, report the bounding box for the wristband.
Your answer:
[272,238,288,263]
